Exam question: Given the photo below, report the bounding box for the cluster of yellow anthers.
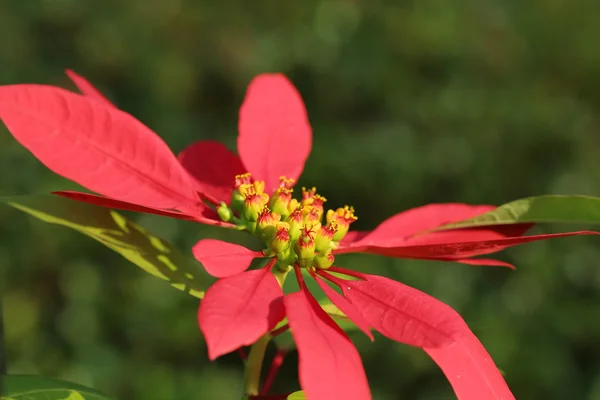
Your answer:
[217,173,357,270]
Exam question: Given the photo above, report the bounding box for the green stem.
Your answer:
[0,299,5,375]
[243,334,271,397]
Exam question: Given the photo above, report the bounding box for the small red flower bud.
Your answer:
[315,222,337,252]
[242,187,269,221]
[313,249,335,269]
[326,206,357,241]
[286,206,304,241]
[294,225,317,267]
[303,206,322,224]
[234,172,253,188]
[287,198,300,215]
[301,186,317,203]
[257,206,281,239]
[231,174,253,212]
[301,187,326,219]
[270,187,293,218]
[279,176,296,189]
[269,222,291,253]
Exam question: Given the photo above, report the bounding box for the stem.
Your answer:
[260,349,287,395]
[243,334,271,396]
[0,296,5,374]
[270,324,289,338]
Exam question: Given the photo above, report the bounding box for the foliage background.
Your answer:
[1,1,600,399]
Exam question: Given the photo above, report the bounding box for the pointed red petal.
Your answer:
[362,231,600,259]
[285,289,371,400]
[53,191,229,227]
[192,239,263,277]
[340,273,514,400]
[65,69,113,106]
[0,85,199,209]
[312,271,373,340]
[454,258,516,269]
[198,268,285,360]
[178,140,246,203]
[238,74,312,193]
[338,230,370,247]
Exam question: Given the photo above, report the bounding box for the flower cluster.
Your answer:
[223,172,356,273]
[1,69,597,400]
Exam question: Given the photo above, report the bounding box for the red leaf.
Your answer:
[337,204,532,254]
[0,85,199,209]
[312,271,374,340]
[198,268,285,360]
[284,289,371,400]
[338,274,463,348]
[361,231,600,259]
[424,336,516,400]
[341,273,514,400]
[400,225,533,247]
[65,69,113,107]
[238,74,312,193]
[354,204,497,246]
[178,140,246,203]
[54,190,230,227]
[192,239,263,277]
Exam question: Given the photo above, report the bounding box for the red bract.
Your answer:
[1,70,598,400]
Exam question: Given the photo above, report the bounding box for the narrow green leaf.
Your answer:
[0,375,115,399]
[3,194,213,298]
[286,390,307,400]
[433,195,600,231]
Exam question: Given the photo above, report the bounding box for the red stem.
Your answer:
[293,263,306,289]
[197,191,220,207]
[265,257,277,270]
[270,323,289,338]
[326,266,366,280]
[259,349,288,395]
[237,348,248,361]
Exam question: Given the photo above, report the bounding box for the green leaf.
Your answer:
[3,194,213,298]
[287,391,307,400]
[433,195,600,231]
[0,375,115,399]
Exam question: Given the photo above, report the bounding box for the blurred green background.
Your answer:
[1,0,600,399]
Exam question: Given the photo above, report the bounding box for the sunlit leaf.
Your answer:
[0,375,115,400]
[0,84,199,210]
[433,195,600,231]
[3,194,212,298]
[286,391,307,400]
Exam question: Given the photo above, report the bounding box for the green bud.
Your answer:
[294,229,316,268]
[313,249,334,269]
[217,203,233,222]
[269,222,291,254]
[286,207,304,241]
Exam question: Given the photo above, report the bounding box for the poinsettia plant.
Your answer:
[0,70,599,400]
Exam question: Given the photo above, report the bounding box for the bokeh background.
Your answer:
[1,1,600,399]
